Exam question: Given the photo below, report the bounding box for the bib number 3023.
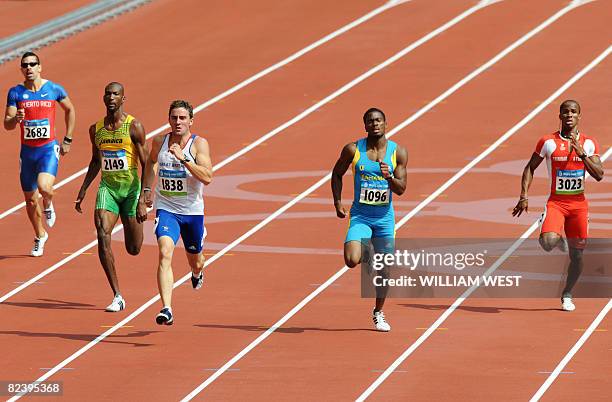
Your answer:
[555,169,584,195]
[159,169,187,196]
[359,187,390,205]
[101,150,128,171]
[23,118,51,140]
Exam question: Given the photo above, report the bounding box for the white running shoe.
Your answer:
[44,203,56,227]
[105,294,126,312]
[373,310,391,332]
[30,232,49,257]
[561,296,576,312]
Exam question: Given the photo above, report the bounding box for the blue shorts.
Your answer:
[19,140,60,192]
[155,209,206,254]
[345,208,395,252]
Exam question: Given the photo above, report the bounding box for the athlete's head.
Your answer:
[559,99,581,131]
[168,100,193,136]
[20,52,41,82]
[363,108,387,137]
[103,82,125,112]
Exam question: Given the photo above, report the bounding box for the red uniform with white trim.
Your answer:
[535,131,600,246]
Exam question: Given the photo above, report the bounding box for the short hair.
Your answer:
[560,99,580,113]
[21,51,40,64]
[363,107,386,123]
[169,99,193,119]
[105,81,124,94]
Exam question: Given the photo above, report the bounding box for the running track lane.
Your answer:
[8,1,608,400]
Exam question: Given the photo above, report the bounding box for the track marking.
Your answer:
[181,5,602,400]
[0,0,493,303]
[0,0,408,220]
[530,298,611,401]
[358,145,612,401]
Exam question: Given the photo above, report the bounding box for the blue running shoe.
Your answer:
[156,307,174,325]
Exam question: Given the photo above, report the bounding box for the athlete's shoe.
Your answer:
[561,296,576,312]
[373,309,391,332]
[43,203,56,228]
[105,294,126,312]
[30,232,49,257]
[191,271,203,290]
[156,307,174,325]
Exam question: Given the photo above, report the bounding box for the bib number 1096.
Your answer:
[359,188,389,205]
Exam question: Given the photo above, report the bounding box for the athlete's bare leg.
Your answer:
[539,232,563,252]
[562,246,584,296]
[23,190,45,238]
[37,172,55,210]
[186,250,204,277]
[344,241,362,267]
[157,236,175,308]
[120,214,143,256]
[95,209,121,296]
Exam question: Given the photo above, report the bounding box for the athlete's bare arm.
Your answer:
[75,125,101,213]
[3,105,22,130]
[331,142,357,219]
[569,134,604,181]
[512,152,544,217]
[58,96,76,155]
[380,145,408,195]
[139,134,164,216]
[175,137,213,185]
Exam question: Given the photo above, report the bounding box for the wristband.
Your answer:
[180,156,191,164]
[62,137,72,144]
[143,187,151,192]
[579,153,587,159]
[386,172,395,181]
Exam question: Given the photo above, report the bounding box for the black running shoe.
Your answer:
[156,307,174,325]
[191,271,203,290]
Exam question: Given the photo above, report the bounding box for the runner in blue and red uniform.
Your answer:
[4,52,76,256]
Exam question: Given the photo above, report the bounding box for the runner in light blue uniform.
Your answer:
[332,108,408,332]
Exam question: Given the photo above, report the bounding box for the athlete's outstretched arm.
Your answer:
[386,145,407,195]
[75,125,101,213]
[58,96,76,155]
[512,153,543,217]
[331,143,356,218]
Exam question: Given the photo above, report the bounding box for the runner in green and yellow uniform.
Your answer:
[75,82,148,312]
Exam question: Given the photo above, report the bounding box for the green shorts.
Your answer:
[95,179,141,216]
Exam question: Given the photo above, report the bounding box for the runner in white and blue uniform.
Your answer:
[140,100,213,326]
[331,108,408,332]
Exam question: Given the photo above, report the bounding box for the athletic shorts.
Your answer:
[154,209,206,254]
[95,180,140,216]
[19,140,60,192]
[540,198,589,249]
[345,208,395,253]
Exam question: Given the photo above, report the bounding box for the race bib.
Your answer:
[159,169,187,196]
[359,185,390,205]
[23,118,51,140]
[555,169,584,195]
[101,150,128,171]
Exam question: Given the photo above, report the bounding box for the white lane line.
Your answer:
[0,0,408,221]
[531,301,610,401]
[358,145,612,402]
[181,5,600,400]
[0,0,491,303]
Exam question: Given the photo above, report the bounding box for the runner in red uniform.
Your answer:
[512,100,604,311]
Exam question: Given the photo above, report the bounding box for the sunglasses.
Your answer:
[20,62,39,68]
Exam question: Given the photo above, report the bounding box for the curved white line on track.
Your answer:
[0,0,409,220]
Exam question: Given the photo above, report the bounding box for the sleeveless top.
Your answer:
[351,138,397,217]
[94,114,139,190]
[155,134,204,215]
